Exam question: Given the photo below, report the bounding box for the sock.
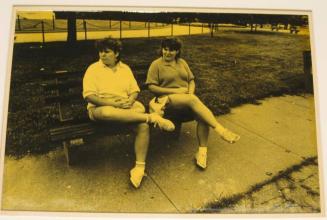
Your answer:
[135,161,146,170]
[198,146,207,153]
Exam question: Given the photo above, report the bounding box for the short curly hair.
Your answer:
[95,37,122,62]
[160,37,182,60]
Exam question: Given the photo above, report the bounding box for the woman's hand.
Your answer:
[111,97,133,109]
[174,87,189,94]
[148,84,190,96]
[86,94,134,109]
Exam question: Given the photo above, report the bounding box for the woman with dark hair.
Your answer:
[83,37,175,188]
[146,37,240,169]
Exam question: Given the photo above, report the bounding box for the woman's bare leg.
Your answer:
[91,101,174,131]
[196,119,209,147]
[91,106,148,123]
[129,122,150,188]
[134,122,150,163]
[168,94,220,128]
[168,94,239,143]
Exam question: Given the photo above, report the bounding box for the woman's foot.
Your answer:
[130,166,145,188]
[195,147,207,169]
[217,128,240,144]
[148,113,175,131]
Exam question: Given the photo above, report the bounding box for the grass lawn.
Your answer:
[6,31,311,156]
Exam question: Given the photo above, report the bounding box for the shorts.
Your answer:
[87,101,145,122]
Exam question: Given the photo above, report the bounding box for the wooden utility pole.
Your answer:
[83,19,87,40]
[41,21,45,43]
[17,15,22,31]
[120,20,122,39]
[148,21,150,38]
[52,15,56,30]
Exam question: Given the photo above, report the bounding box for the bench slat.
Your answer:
[43,78,146,91]
[43,80,82,91]
[45,93,84,104]
[49,122,134,142]
[37,70,84,80]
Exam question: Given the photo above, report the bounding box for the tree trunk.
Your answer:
[67,12,77,44]
[284,23,289,30]
[209,23,214,37]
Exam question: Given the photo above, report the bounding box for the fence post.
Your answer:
[120,20,122,39]
[17,15,22,31]
[210,23,214,37]
[52,14,55,30]
[41,21,45,44]
[109,19,111,29]
[129,20,131,29]
[189,22,191,35]
[83,19,87,40]
[202,23,204,33]
[148,21,150,38]
[250,23,254,32]
[171,22,174,36]
[303,50,313,92]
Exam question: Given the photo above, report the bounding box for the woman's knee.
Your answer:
[132,101,146,113]
[188,94,201,107]
[94,107,114,120]
[169,94,200,108]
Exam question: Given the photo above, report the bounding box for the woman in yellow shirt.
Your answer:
[83,37,175,188]
[146,37,240,169]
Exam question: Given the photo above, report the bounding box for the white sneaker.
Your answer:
[149,113,175,131]
[195,149,207,169]
[216,128,240,144]
[130,167,145,188]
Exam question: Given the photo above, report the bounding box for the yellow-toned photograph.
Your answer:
[0,6,322,215]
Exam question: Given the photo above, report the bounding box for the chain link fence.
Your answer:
[14,16,307,43]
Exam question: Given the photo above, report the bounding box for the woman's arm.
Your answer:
[85,94,131,109]
[148,84,188,96]
[188,80,195,94]
[128,92,139,103]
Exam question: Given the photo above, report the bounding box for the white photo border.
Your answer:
[0,1,326,220]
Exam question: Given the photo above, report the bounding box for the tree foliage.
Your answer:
[54,11,308,43]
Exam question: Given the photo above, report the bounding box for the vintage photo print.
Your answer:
[0,4,324,217]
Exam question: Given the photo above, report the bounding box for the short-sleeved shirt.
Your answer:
[145,57,195,89]
[83,60,140,109]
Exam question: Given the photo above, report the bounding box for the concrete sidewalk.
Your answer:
[1,94,319,213]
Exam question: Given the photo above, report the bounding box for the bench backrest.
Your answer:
[43,70,86,123]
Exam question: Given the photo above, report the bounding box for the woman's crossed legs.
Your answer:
[88,101,174,188]
[166,94,240,168]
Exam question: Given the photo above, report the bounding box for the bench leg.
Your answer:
[63,139,85,166]
[170,122,182,140]
[63,141,72,166]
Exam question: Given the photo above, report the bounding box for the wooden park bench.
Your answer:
[42,65,194,166]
